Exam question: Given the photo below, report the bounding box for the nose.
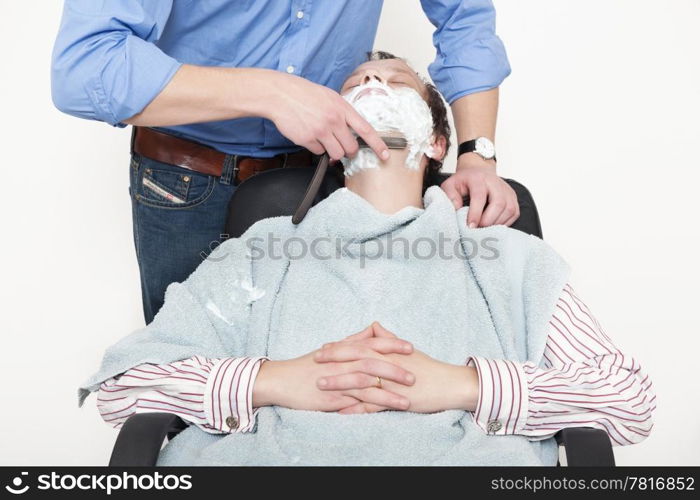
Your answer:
[360,69,386,86]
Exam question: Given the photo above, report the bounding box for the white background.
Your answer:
[0,1,698,466]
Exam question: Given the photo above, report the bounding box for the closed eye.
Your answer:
[388,79,412,89]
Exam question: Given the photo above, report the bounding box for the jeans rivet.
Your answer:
[182,175,190,182]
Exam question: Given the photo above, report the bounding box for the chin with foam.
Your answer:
[341,81,435,177]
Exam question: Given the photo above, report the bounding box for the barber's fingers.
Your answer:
[493,198,519,227]
[479,196,507,227]
[338,402,387,415]
[305,138,326,156]
[500,188,520,227]
[342,387,410,411]
[440,176,466,210]
[466,185,488,229]
[333,123,360,159]
[345,106,389,161]
[503,207,521,227]
[480,183,521,227]
[318,132,345,162]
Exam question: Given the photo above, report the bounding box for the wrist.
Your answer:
[227,67,285,120]
[445,365,480,411]
[252,359,282,407]
[457,153,497,171]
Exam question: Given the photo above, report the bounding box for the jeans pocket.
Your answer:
[133,156,216,209]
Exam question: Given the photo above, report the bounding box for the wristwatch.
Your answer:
[458,137,496,162]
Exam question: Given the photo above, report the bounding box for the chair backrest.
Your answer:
[225,167,543,239]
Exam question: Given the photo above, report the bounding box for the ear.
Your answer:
[427,135,448,162]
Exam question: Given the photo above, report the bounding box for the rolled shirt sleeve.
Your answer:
[51,0,182,126]
[420,0,511,103]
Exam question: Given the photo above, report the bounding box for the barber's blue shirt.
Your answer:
[52,0,510,156]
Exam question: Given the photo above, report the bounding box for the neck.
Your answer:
[344,150,425,214]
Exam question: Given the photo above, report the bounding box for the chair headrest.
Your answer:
[224,167,542,239]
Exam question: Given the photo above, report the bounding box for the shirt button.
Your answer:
[487,419,503,434]
[296,10,304,19]
[225,416,239,430]
[286,65,295,74]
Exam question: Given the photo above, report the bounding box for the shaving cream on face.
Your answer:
[340,80,435,176]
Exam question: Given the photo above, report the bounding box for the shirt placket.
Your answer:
[263,0,313,148]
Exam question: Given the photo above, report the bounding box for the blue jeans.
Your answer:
[128,153,238,324]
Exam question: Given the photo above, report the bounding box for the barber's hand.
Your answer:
[266,73,389,162]
[441,155,519,228]
[316,322,479,415]
[252,324,414,412]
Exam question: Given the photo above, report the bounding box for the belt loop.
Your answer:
[130,126,137,155]
[221,154,238,185]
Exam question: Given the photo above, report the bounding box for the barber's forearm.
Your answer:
[451,88,499,168]
[124,64,283,127]
[451,87,499,143]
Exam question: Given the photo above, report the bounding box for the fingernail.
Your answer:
[313,351,323,361]
[399,399,409,408]
[405,373,415,384]
[402,343,412,352]
[381,150,390,160]
[469,222,477,229]
[318,378,327,387]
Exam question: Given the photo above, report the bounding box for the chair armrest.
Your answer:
[109,413,187,466]
[109,417,614,466]
[555,427,615,466]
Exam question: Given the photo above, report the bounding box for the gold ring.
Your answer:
[376,376,382,389]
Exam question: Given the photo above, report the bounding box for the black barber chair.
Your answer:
[108,168,615,467]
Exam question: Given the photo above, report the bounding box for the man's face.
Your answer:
[340,59,428,102]
[339,59,437,175]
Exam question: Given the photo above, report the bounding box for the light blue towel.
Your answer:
[79,186,570,465]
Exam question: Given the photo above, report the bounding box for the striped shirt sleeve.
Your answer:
[97,355,267,434]
[467,283,656,445]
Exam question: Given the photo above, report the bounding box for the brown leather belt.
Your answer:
[131,126,315,184]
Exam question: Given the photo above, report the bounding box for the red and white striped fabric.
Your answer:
[467,284,655,445]
[97,355,267,434]
[97,284,654,445]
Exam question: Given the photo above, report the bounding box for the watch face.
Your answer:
[475,137,495,159]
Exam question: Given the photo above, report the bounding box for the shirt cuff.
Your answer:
[466,357,528,435]
[204,357,267,433]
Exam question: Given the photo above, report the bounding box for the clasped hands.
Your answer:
[253,322,479,414]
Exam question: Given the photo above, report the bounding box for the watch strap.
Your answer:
[458,139,496,162]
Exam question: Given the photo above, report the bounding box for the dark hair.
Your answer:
[366,50,451,179]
